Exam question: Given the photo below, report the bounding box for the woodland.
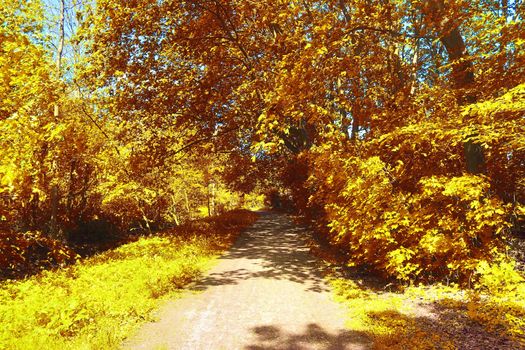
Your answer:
[1,0,525,348]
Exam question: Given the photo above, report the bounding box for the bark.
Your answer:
[426,0,486,174]
[184,188,191,219]
[49,185,59,239]
[54,0,65,119]
[171,195,180,226]
[135,196,151,234]
[440,27,475,101]
[350,112,359,140]
[208,182,216,217]
[78,169,90,221]
[66,159,76,220]
[282,119,313,154]
[499,0,509,77]
[349,76,363,141]
[410,39,419,96]
[440,28,485,174]
[49,0,65,238]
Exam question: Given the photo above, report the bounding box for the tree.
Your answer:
[2,0,522,282]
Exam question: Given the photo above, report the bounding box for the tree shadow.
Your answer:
[242,307,522,349]
[243,306,523,349]
[244,323,371,350]
[329,296,522,350]
[425,299,524,349]
[186,212,522,349]
[191,212,332,293]
[370,306,523,349]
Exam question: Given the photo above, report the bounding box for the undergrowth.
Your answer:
[0,210,258,350]
[330,272,525,349]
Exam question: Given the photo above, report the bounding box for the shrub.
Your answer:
[309,148,511,283]
[0,210,258,349]
[0,231,77,280]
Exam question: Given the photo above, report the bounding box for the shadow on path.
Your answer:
[244,323,370,350]
[192,211,330,293]
[125,212,523,350]
[125,211,372,349]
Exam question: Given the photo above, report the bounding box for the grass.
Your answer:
[0,210,258,350]
[329,277,525,349]
[330,278,457,349]
[310,221,525,349]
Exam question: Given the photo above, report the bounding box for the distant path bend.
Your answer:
[124,212,369,350]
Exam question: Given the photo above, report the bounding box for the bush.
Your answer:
[0,231,77,280]
[308,147,511,283]
[0,210,259,349]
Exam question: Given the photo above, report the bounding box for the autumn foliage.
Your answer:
[1,0,524,289]
[0,209,258,349]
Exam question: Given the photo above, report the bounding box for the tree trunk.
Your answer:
[49,185,59,239]
[171,195,180,226]
[54,0,65,119]
[410,39,419,96]
[49,0,65,239]
[440,27,485,174]
[66,159,76,221]
[208,182,216,217]
[184,188,191,219]
[426,0,486,174]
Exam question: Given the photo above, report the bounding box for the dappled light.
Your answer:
[125,212,355,349]
[194,213,331,293]
[245,324,370,350]
[1,0,524,348]
[0,211,258,349]
[330,278,524,349]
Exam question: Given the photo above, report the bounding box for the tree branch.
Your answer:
[346,25,431,39]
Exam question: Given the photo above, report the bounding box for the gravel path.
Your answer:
[123,212,370,350]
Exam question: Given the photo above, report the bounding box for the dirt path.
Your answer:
[123,212,370,350]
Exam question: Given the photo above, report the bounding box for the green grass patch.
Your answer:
[0,210,259,349]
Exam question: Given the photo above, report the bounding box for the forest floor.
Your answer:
[124,211,366,350]
[0,210,259,349]
[124,212,523,350]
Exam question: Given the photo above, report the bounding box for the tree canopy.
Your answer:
[1,0,524,283]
